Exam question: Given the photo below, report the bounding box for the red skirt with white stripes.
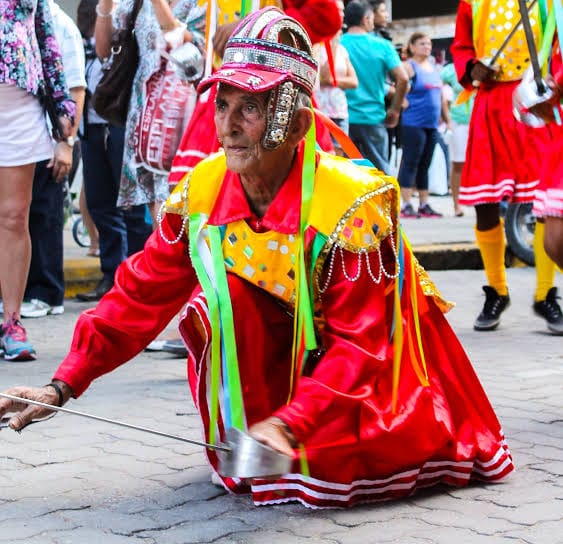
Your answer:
[534,125,563,218]
[180,276,513,509]
[461,81,553,206]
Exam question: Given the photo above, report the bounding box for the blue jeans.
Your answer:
[25,160,65,306]
[81,124,151,283]
[397,126,438,191]
[349,123,389,173]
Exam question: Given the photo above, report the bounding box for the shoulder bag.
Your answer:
[92,0,143,127]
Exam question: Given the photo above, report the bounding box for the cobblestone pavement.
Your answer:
[0,268,561,544]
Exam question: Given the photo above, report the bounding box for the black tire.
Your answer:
[72,216,91,248]
[504,202,535,266]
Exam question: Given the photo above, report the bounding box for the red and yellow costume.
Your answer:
[451,0,553,205]
[167,0,341,186]
[53,146,513,508]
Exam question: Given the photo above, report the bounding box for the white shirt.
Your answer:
[48,0,86,90]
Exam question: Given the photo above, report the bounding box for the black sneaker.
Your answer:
[418,203,443,218]
[533,287,563,335]
[474,286,511,331]
[400,203,420,218]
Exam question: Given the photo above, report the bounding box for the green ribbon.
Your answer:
[295,112,318,371]
[240,0,252,17]
[188,214,222,444]
[208,225,245,431]
[188,214,246,444]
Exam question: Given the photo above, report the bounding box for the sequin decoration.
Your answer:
[220,220,298,306]
[480,0,540,82]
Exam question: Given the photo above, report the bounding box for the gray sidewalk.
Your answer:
[1,267,561,543]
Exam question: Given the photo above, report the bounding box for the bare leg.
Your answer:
[418,188,430,206]
[400,187,414,206]
[79,188,99,256]
[544,216,563,269]
[147,201,162,230]
[451,161,464,216]
[0,164,35,321]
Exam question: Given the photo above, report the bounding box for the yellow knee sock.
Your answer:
[475,221,508,296]
[533,222,555,302]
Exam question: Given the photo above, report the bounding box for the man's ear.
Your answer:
[287,107,313,146]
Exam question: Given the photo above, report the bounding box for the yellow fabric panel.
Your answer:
[473,0,543,82]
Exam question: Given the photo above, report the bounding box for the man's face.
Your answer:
[214,85,271,176]
[373,2,388,29]
[363,9,375,32]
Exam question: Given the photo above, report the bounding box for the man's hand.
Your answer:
[527,75,562,123]
[47,141,73,182]
[212,22,238,59]
[470,60,499,85]
[248,416,296,458]
[0,386,61,431]
[385,108,401,128]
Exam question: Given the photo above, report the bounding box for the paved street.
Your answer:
[0,267,562,543]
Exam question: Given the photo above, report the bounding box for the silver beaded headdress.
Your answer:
[197,6,318,149]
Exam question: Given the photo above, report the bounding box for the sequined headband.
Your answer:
[222,37,318,95]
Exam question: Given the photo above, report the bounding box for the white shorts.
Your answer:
[450,121,469,164]
[0,83,53,167]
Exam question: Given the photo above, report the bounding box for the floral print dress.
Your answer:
[113,0,204,209]
[0,0,75,118]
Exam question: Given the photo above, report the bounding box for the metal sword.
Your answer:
[516,0,546,94]
[0,392,230,453]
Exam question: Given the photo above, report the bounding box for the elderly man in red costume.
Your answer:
[0,8,513,508]
[167,0,342,187]
[451,0,563,335]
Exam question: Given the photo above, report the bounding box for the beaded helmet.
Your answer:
[197,6,318,149]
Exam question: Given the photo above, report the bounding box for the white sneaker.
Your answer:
[20,299,64,318]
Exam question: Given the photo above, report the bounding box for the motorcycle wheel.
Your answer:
[504,202,535,266]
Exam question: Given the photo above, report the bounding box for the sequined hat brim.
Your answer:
[197,66,298,95]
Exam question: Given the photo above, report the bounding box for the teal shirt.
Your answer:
[440,63,474,126]
[340,33,401,125]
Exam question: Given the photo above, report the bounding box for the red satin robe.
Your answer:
[54,152,513,508]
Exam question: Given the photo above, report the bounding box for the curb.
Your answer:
[413,242,483,271]
[63,243,485,299]
[64,258,102,298]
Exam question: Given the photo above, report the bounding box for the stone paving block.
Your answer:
[136,516,250,543]
[0,514,78,542]
[504,519,563,544]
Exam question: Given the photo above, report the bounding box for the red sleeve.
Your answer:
[283,0,342,44]
[53,213,198,397]
[451,0,477,89]
[274,239,401,441]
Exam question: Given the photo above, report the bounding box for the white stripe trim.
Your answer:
[250,445,512,502]
[175,149,209,159]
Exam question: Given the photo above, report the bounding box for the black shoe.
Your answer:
[76,278,114,302]
[474,285,510,331]
[533,287,563,335]
[400,203,420,218]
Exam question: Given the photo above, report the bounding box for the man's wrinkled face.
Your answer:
[214,85,271,176]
